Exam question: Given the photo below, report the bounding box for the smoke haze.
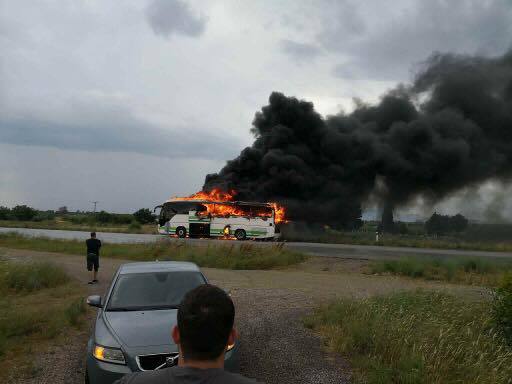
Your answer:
[204,50,512,227]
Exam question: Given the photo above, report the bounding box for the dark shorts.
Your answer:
[87,253,99,271]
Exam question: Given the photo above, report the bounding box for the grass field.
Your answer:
[0,219,156,234]
[304,290,512,384]
[285,231,512,252]
[0,233,307,270]
[3,220,512,253]
[368,256,512,286]
[280,224,512,253]
[0,260,87,381]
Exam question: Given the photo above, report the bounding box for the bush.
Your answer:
[110,213,133,225]
[426,212,468,235]
[94,211,133,224]
[493,272,512,344]
[65,298,87,327]
[1,262,70,292]
[0,233,307,270]
[133,208,155,224]
[95,210,112,223]
[369,256,512,285]
[11,205,38,221]
[398,222,409,234]
[305,291,512,383]
[0,332,6,357]
[0,259,85,381]
[69,215,89,225]
[163,242,306,270]
[32,211,56,222]
[128,220,142,231]
[0,206,10,220]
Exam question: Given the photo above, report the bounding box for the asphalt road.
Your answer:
[2,226,512,260]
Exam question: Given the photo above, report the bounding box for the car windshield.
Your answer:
[107,271,205,311]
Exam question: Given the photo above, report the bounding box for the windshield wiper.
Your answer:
[107,305,179,312]
[141,305,180,310]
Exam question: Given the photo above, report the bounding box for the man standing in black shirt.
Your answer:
[86,232,101,284]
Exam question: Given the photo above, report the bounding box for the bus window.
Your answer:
[250,205,273,219]
[195,204,209,217]
[160,201,199,225]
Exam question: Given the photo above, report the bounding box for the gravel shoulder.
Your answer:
[2,247,484,384]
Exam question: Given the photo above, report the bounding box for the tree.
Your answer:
[95,210,112,223]
[11,205,38,221]
[133,208,155,224]
[425,212,443,235]
[398,222,409,235]
[426,212,468,235]
[0,206,11,220]
[451,213,469,232]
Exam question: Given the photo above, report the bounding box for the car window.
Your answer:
[107,271,205,311]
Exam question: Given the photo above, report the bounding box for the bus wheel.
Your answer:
[235,229,246,241]
[176,227,187,238]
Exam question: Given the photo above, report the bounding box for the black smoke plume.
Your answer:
[204,50,512,228]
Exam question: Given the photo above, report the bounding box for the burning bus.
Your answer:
[154,189,285,240]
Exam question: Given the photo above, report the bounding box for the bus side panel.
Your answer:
[158,214,189,235]
[244,217,275,238]
[210,217,232,237]
[217,216,275,238]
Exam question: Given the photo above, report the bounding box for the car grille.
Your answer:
[136,353,179,371]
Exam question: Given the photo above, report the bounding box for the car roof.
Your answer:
[118,261,201,275]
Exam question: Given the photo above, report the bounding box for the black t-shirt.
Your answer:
[86,238,101,256]
[114,367,258,384]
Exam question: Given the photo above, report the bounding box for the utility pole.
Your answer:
[92,201,99,213]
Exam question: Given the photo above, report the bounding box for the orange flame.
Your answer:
[271,203,287,224]
[172,188,237,202]
[171,188,287,223]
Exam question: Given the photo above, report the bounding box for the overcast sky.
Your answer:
[1,0,511,214]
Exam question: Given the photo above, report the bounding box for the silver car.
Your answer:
[85,261,240,384]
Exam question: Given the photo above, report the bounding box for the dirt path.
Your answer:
[2,248,483,384]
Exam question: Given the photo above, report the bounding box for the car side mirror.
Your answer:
[87,295,103,308]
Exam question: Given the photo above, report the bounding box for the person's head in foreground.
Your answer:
[90,232,96,238]
[115,284,257,383]
[173,284,235,367]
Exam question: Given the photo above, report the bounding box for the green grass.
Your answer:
[369,256,512,286]
[493,272,512,345]
[0,219,156,234]
[4,219,512,252]
[0,233,307,269]
[0,260,87,381]
[304,290,512,384]
[64,297,87,327]
[1,261,70,292]
[281,226,512,252]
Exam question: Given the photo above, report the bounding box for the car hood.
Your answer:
[105,309,178,347]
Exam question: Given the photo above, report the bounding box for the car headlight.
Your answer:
[93,345,126,365]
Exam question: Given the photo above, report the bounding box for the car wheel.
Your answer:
[235,229,246,241]
[176,227,187,238]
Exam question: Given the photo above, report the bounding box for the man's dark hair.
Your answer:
[90,232,96,238]
[177,284,234,361]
